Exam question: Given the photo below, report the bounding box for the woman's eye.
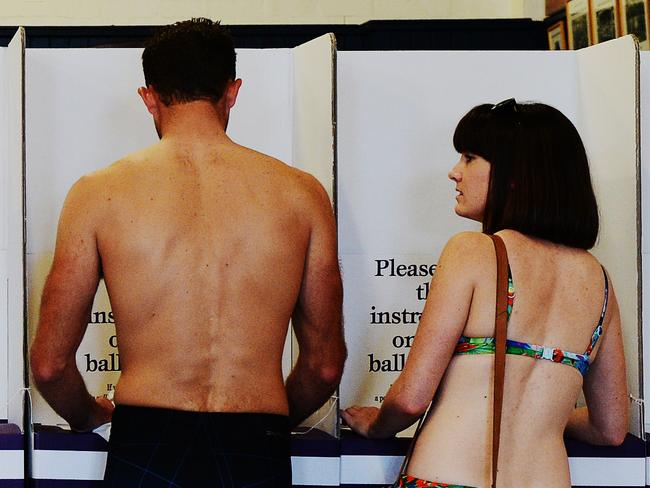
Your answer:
[463,153,475,162]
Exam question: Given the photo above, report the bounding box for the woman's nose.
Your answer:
[448,167,461,181]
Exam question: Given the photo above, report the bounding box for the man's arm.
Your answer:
[285,176,346,427]
[30,176,113,431]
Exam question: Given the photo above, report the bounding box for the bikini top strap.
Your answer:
[584,265,609,357]
[506,266,514,321]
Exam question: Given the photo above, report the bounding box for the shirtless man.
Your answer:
[30,18,346,486]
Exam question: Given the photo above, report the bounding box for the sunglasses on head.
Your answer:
[491,98,518,113]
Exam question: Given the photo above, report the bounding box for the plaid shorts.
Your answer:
[104,405,291,487]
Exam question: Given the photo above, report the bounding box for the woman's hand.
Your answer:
[341,406,380,438]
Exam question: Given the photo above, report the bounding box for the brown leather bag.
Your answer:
[391,234,509,488]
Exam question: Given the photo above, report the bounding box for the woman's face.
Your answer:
[448,152,491,222]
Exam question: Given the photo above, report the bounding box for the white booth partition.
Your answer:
[640,49,650,482]
[289,33,342,486]
[0,27,26,488]
[337,36,644,487]
[577,37,642,436]
[0,29,11,430]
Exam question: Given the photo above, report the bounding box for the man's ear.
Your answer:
[138,86,159,116]
[225,79,242,109]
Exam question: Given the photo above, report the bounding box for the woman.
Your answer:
[342,100,628,487]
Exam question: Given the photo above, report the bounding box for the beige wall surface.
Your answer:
[0,0,545,26]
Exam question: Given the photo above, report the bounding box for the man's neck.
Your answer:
[159,100,230,143]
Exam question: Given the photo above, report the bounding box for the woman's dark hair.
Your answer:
[142,18,236,106]
[453,101,599,249]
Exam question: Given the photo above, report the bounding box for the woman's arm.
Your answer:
[565,281,628,446]
[342,232,487,438]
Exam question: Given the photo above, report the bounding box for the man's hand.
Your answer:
[76,396,114,432]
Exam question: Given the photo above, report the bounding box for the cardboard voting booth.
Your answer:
[23,34,338,485]
[336,36,644,485]
[640,49,650,485]
[0,27,26,487]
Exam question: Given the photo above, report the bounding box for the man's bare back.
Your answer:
[32,122,345,424]
[76,136,333,414]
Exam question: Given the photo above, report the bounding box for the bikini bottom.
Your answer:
[392,473,476,488]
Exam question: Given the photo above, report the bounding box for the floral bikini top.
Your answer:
[455,266,609,376]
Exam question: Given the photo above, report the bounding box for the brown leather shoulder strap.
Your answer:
[489,234,509,488]
[398,234,509,486]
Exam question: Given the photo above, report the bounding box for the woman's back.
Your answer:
[407,230,615,487]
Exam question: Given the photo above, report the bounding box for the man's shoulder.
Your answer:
[107,144,159,174]
[66,145,156,204]
[233,143,294,175]
[89,144,159,181]
[234,143,329,202]
[273,163,330,209]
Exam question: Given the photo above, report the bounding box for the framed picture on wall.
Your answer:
[620,0,650,49]
[548,21,568,49]
[591,0,620,43]
[567,0,593,49]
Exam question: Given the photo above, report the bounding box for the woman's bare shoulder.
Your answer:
[437,231,496,282]
[443,231,497,261]
[445,231,493,248]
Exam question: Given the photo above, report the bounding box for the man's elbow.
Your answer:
[596,405,630,446]
[600,425,627,446]
[317,347,347,389]
[320,365,343,388]
[594,412,628,446]
[30,349,66,387]
[317,359,345,389]
[606,431,627,447]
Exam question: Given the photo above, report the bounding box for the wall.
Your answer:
[0,0,545,26]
